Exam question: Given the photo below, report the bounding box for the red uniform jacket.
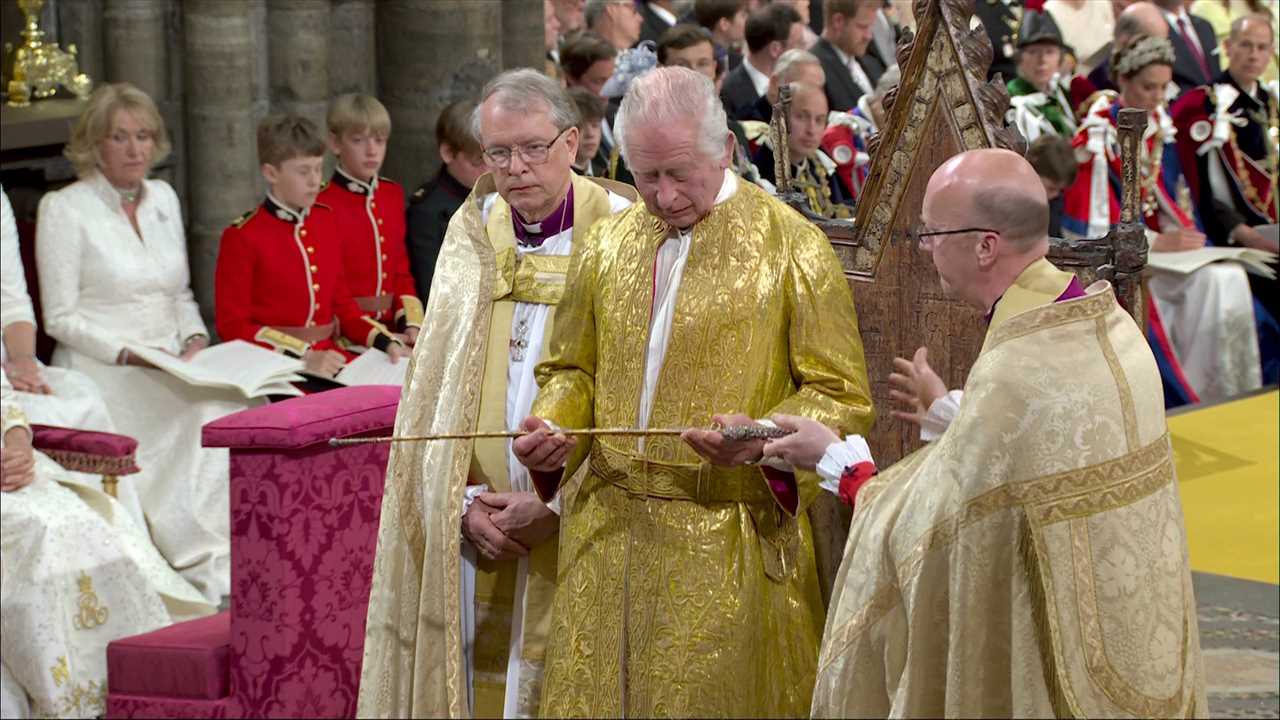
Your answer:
[316,167,423,330]
[215,195,397,357]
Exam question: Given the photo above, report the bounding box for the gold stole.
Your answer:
[980,257,1077,354]
[467,174,619,716]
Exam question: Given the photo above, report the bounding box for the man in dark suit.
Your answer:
[975,0,1022,82]
[1154,0,1219,93]
[638,0,679,44]
[720,3,803,121]
[1069,1,1167,112]
[811,0,883,112]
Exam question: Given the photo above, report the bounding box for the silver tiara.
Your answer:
[1114,35,1176,78]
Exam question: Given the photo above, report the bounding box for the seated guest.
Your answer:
[1171,12,1279,382]
[585,0,643,51]
[1007,11,1077,143]
[36,82,250,602]
[568,86,609,176]
[1069,2,1169,114]
[638,0,679,44]
[749,45,828,123]
[811,0,886,112]
[1,188,146,526]
[0,368,215,720]
[720,3,803,121]
[406,99,484,298]
[657,23,764,182]
[215,114,407,382]
[1190,0,1279,86]
[822,63,899,203]
[1024,133,1079,237]
[1063,35,1263,405]
[752,82,856,217]
[560,29,618,98]
[551,0,586,37]
[545,0,563,77]
[1159,0,1222,93]
[318,94,422,347]
[693,0,749,69]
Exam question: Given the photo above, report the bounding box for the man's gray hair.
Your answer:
[470,68,580,145]
[772,49,823,83]
[614,66,730,164]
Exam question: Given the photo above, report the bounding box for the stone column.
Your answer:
[103,0,167,96]
[377,0,501,190]
[183,0,258,322]
[267,0,330,128]
[330,0,377,96]
[502,0,546,72]
[55,0,105,84]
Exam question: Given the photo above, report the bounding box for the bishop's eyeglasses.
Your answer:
[482,127,570,169]
[906,226,1001,250]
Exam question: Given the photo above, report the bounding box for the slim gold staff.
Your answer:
[327,424,789,446]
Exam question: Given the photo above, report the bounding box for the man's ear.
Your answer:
[439,142,457,165]
[563,125,581,161]
[769,39,784,61]
[722,131,737,169]
[327,131,343,156]
[261,162,279,185]
[975,231,1000,267]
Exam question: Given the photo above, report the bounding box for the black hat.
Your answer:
[1016,10,1065,49]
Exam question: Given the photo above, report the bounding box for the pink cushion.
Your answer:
[30,424,140,475]
[107,611,231,700]
[202,385,401,450]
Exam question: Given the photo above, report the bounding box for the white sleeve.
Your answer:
[36,192,125,364]
[0,189,36,332]
[920,389,964,442]
[1,367,30,445]
[816,435,875,495]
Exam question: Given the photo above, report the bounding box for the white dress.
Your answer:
[1,188,146,526]
[35,171,252,602]
[0,370,214,719]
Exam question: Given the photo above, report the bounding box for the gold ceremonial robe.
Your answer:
[811,263,1206,718]
[531,180,874,717]
[356,173,634,719]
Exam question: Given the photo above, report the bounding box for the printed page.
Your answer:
[125,340,305,397]
[334,348,409,387]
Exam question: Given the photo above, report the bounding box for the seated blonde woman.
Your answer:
[1,368,213,720]
[1,188,145,527]
[35,83,252,602]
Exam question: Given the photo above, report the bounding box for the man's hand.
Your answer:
[1232,224,1279,253]
[512,416,575,472]
[386,338,409,364]
[304,348,347,377]
[462,498,530,561]
[404,327,420,346]
[484,491,559,548]
[178,335,208,362]
[1,427,36,492]
[761,414,840,472]
[4,356,51,395]
[682,413,766,467]
[1153,228,1206,252]
[888,346,948,429]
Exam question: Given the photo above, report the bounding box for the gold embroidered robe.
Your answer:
[530,180,874,717]
[811,270,1207,718]
[357,173,634,719]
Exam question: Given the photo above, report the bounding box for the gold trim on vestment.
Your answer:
[1094,314,1140,452]
[986,283,1117,352]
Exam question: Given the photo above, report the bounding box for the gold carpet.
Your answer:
[1171,390,1279,585]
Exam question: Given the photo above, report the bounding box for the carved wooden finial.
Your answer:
[770,83,794,194]
[1116,108,1149,225]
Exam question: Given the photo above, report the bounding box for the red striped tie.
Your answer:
[1178,16,1212,82]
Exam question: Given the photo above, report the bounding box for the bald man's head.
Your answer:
[925,149,1050,249]
[1118,1,1171,43]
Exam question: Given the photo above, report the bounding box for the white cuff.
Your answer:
[546,492,562,515]
[920,390,964,442]
[462,484,489,516]
[817,435,874,494]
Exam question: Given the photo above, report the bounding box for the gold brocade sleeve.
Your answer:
[767,221,875,514]
[531,222,600,484]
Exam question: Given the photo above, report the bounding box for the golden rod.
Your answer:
[328,425,789,447]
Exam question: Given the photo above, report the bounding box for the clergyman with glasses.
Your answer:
[765,148,1204,717]
[357,68,635,719]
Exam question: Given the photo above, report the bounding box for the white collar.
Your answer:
[648,2,677,26]
[672,170,737,235]
[1163,7,1190,26]
[742,56,771,97]
[88,170,146,208]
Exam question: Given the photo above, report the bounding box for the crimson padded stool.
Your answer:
[106,611,231,717]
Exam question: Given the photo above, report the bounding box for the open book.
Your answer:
[127,340,306,398]
[330,348,410,387]
[1147,246,1278,279]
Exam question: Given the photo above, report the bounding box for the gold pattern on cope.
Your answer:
[72,571,110,630]
[532,181,874,717]
[811,278,1205,718]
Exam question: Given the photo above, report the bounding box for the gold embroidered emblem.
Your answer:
[73,571,110,630]
[51,656,70,687]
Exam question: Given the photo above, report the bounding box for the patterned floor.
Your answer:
[1195,572,1280,718]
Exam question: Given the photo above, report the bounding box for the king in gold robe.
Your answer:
[357,172,633,719]
[811,265,1206,718]
[528,172,874,717]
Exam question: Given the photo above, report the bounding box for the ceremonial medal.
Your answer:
[510,319,530,362]
[1189,120,1212,143]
